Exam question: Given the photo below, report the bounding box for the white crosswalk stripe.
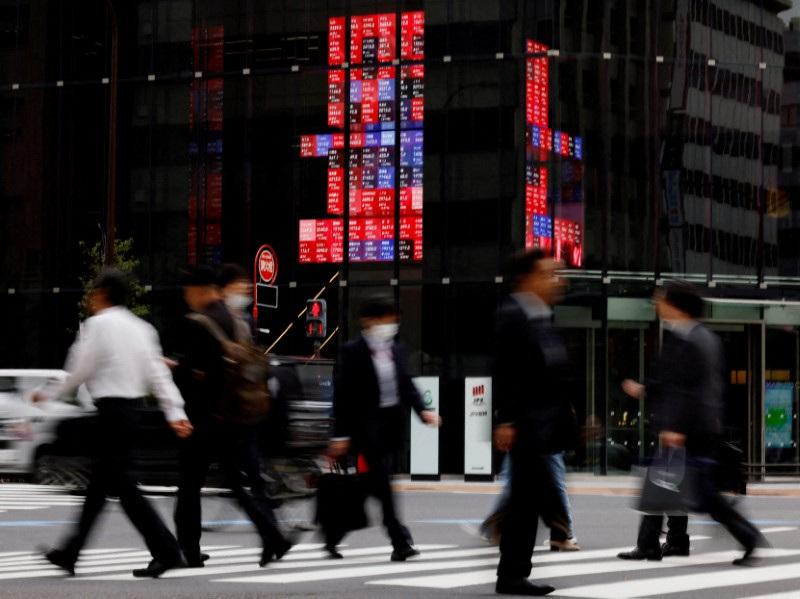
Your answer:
[0,526,796,597]
[0,484,83,512]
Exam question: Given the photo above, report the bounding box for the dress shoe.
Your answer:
[617,546,662,561]
[496,577,555,596]
[184,552,210,568]
[325,544,343,559]
[132,555,187,578]
[260,538,292,567]
[661,543,689,557]
[39,546,75,576]
[274,538,292,561]
[549,538,580,552]
[732,546,764,566]
[390,545,420,562]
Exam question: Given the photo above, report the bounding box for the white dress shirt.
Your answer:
[42,306,187,422]
[363,331,400,408]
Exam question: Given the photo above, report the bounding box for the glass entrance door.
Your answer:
[764,326,800,473]
[706,322,764,473]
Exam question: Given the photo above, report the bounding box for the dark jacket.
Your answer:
[492,295,576,455]
[332,335,426,454]
[174,300,237,425]
[645,322,724,454]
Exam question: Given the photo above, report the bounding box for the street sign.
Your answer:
[253,245,278,323]
[257,245,277,284]
[256,283,278,308]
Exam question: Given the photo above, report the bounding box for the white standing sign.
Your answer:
[410,377,439,475]
[464,377,492,476]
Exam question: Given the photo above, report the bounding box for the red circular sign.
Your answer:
[258,246,277,284]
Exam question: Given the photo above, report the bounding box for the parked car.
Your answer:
[0,369,95,485]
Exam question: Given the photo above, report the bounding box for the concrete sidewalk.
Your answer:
[394,473,800,497]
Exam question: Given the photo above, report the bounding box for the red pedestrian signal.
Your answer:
[305,299,327,339]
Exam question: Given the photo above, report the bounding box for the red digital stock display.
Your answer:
[525,40,584,267]
[188,26,225,265]
[299,12,424,264]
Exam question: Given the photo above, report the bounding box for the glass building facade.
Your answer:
[2,0,800,476]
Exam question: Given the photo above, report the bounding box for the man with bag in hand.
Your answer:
[328,295,441,561]
[173,265,291,569]
[617,281,767,566]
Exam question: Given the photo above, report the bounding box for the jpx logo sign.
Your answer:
[472,384,485,405]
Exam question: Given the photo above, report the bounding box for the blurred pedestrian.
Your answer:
[328,294,441,561]
[172,265,290,568]
[216,263,268,495]
[617,282,767,566]
[466,452,579,551]
[34,268,192,578]
[493,249,576,597]
[218,263,254,340]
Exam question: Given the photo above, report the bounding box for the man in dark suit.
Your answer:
[617,281,767,566]
[173,265,290,569]
[329,295,441,561]
[492,249,574,597]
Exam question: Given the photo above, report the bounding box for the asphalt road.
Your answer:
[0,482,799,598]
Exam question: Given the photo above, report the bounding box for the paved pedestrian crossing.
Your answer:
[0,529,798,596]
[0,484,83,513]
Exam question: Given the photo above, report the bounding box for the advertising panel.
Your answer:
[410,377,439,476]
[464,377,492,476]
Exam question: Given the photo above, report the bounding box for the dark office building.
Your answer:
[1,0,799,478]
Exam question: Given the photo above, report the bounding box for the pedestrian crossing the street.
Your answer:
[0,484,83,513]
[0,528,799,596]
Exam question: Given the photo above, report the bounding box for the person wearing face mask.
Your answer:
[173,265,291,570]
[328,294,441,561]
[218,263,254,341]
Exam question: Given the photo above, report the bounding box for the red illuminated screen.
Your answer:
[299,12,424,264]
[524,40,584,268]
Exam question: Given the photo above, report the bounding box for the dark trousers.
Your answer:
[638,515,689,551]
[174,418,285,559]
[60,398,181,565]
[497,449,559,578]
[329,407,412,550]
[360,449,412,550]
[483,454,570,543]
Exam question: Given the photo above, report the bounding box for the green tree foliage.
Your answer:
[77,237,149,322]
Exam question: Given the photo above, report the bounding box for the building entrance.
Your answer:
[707,320,800,480]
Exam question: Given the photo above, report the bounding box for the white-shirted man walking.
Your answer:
[34,268,193,578]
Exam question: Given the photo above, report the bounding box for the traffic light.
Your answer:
[305,299,327,338]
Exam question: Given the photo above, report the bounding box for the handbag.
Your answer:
[315,461,369,543]
[637,447,701,515]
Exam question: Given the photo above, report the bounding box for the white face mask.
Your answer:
[370,323,399,343]
[225,294,251,311]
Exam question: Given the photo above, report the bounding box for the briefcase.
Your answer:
[315,471,369,539]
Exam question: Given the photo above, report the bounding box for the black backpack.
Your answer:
[187,313,271,426]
